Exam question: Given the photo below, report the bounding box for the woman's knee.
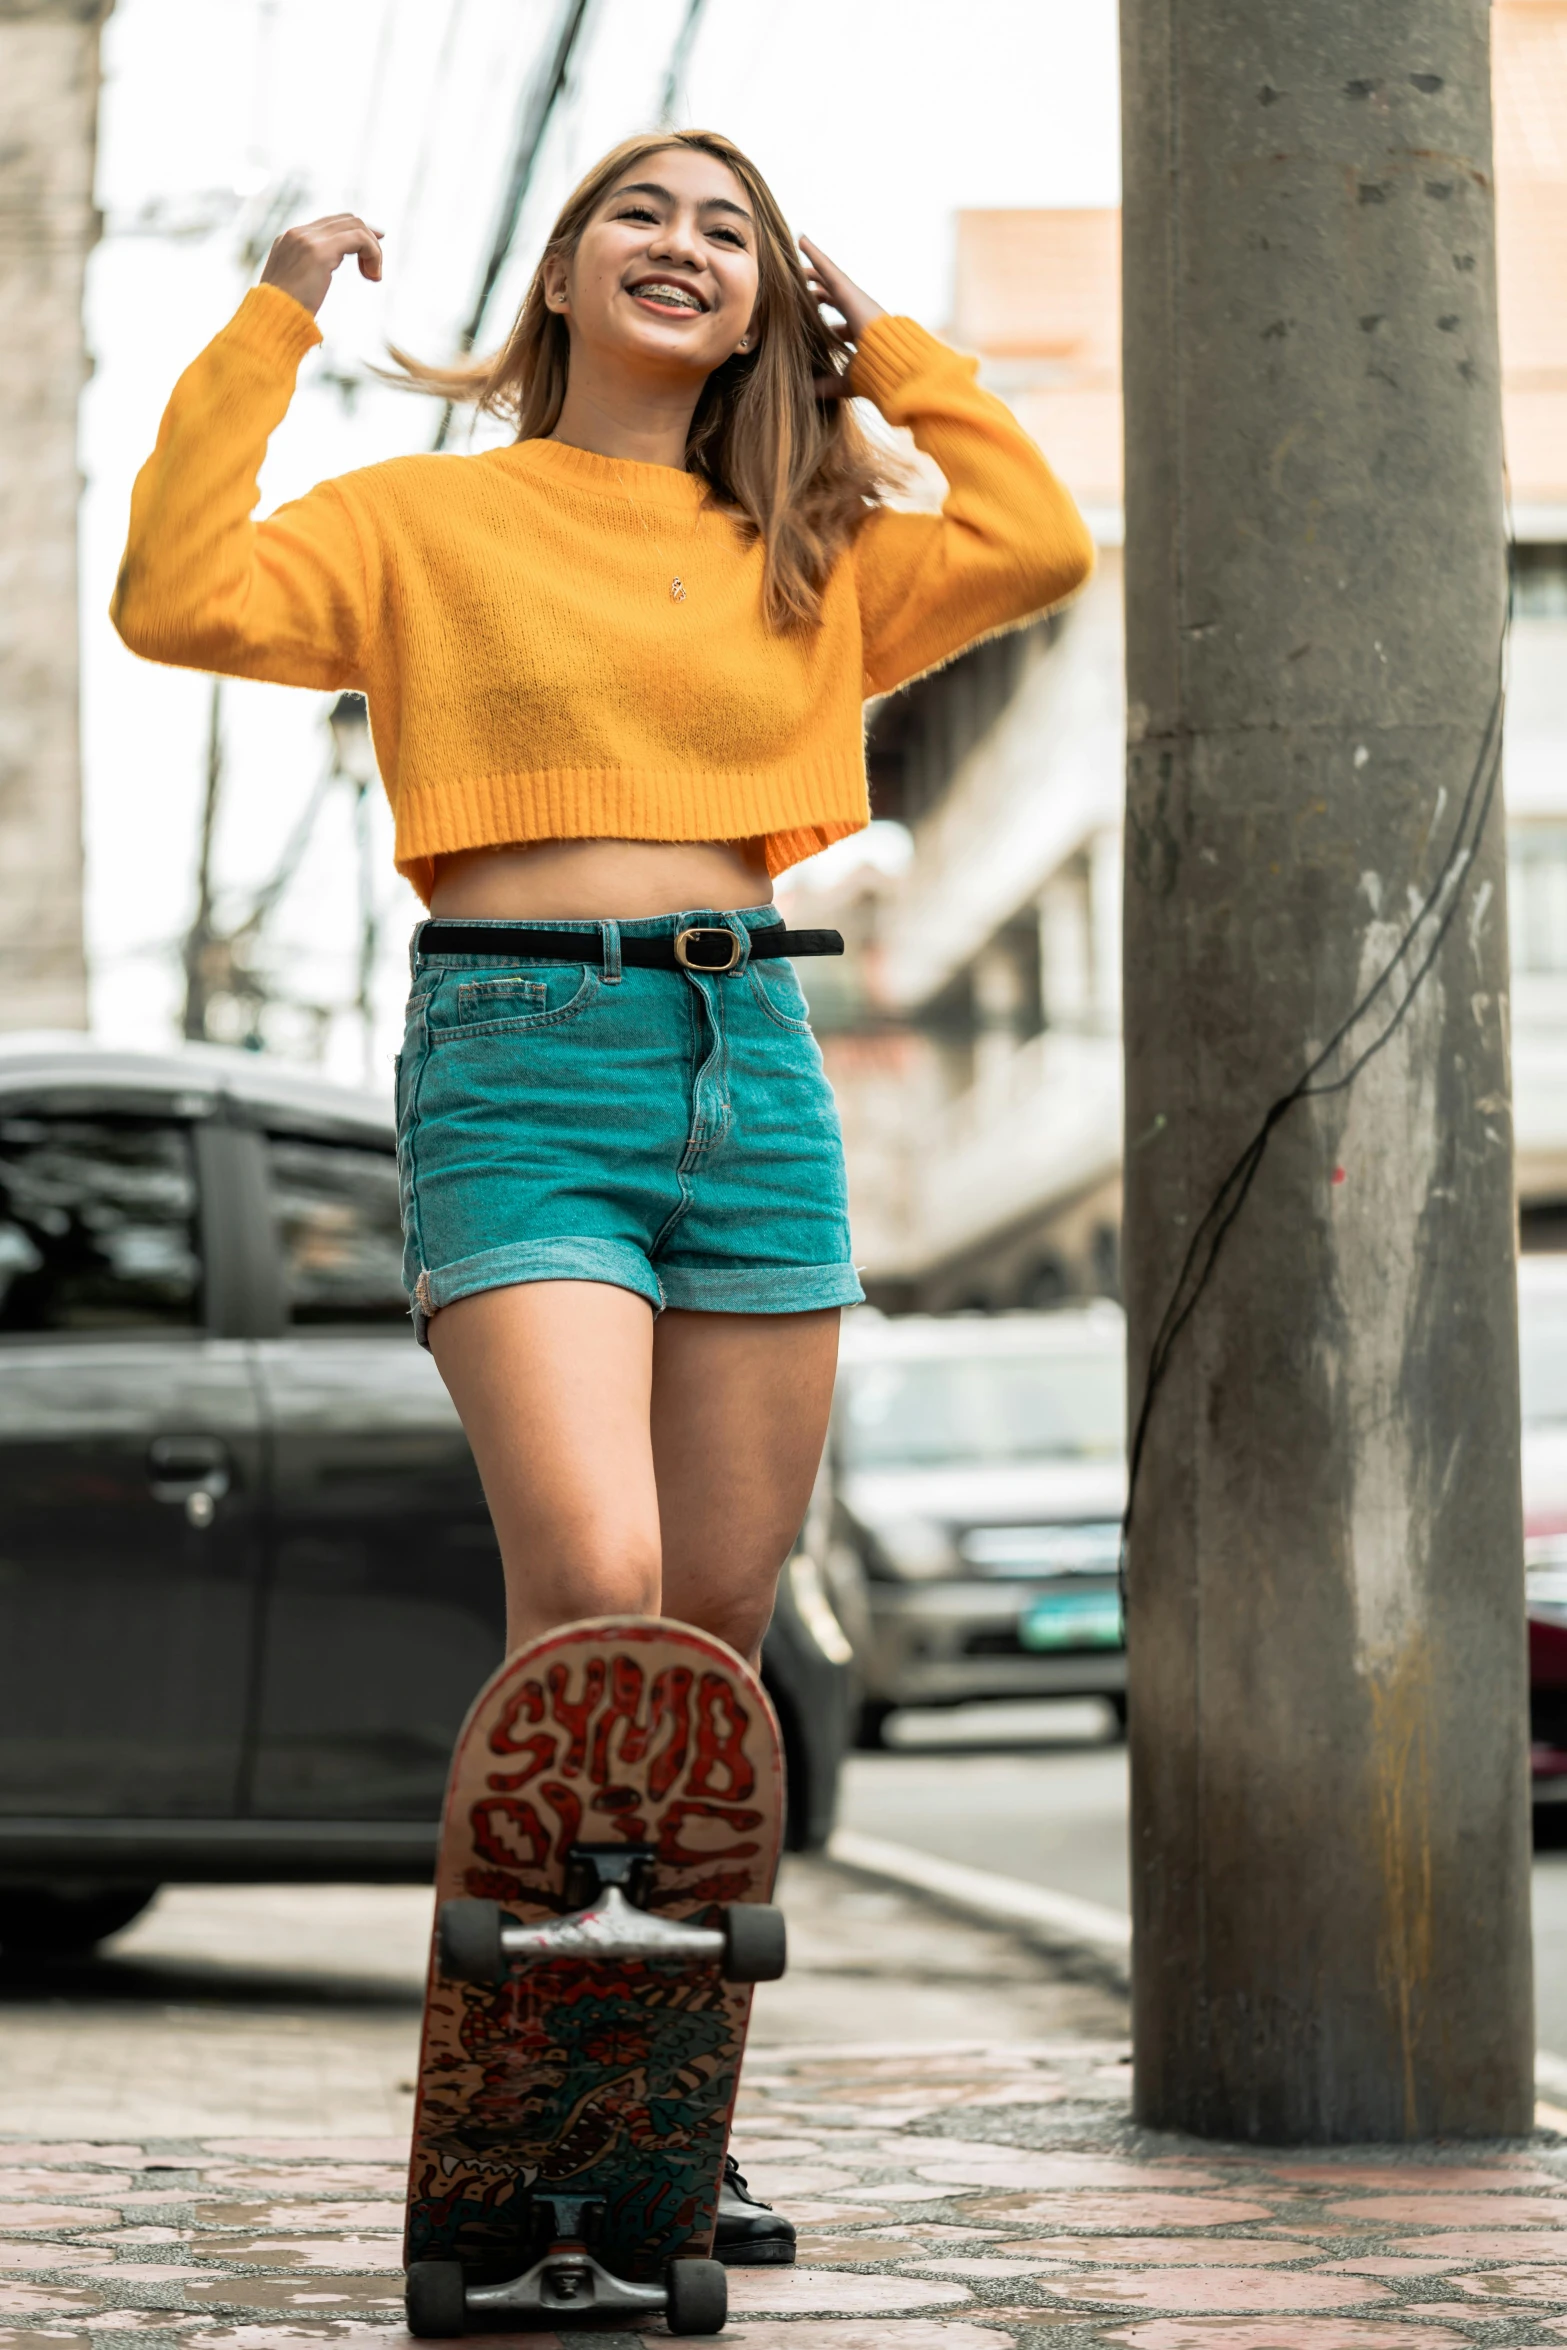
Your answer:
[674,1573,780,1666]
[501,1525,661,1625]
[567,1550,662,1620]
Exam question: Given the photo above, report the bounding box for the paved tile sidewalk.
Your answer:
[7,2033,1567,2350]
[0,1863,1125,2141]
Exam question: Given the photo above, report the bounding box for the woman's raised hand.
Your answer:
[260,215,384,316]
[799,235,885,363]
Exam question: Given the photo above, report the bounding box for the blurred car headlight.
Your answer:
[788,1552,855,1665]
[871,1516,960,1581]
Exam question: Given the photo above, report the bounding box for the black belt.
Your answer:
[416,921,844,975]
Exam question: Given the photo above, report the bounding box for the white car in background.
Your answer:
[821,1306,1127,1748]
[815,1265,1567,1767]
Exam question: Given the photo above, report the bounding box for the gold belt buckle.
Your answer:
[674,926,742,973]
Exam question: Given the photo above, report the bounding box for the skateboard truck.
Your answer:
[465,2195,667,2322]
[407,2195,729,2336]
[439,1844,787,1985]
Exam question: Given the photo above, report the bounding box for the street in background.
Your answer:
[821,1306,1127,1749]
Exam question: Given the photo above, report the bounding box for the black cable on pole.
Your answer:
[1119,557,1515,1589]
[433,0,592,449]
[657,0,708,126]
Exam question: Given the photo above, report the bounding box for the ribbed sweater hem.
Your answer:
[392,765,870,898]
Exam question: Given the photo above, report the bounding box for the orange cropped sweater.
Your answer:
[112,285,1095,903]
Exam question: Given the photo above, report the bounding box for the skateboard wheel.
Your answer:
[666,2256,728,2335]
[720,1901,787,1983]
[405,2260,466,2337]
[437,1898,506,1985]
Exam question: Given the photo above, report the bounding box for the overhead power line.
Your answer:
[658,0,709,125]
[348,0,403,215]
[433,0,593,449]
[181,681,226,1041]
[177,695,383,1065]
[393,0,472,265]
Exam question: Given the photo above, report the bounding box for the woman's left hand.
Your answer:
[800,236,885,367]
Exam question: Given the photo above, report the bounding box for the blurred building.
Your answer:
[783,0,1567,1308]
[0,0,110,1031]
[1497,0,1567,1241]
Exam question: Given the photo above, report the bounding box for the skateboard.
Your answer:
[402,1616,787,2337]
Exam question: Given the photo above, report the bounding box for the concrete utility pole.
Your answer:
[0,0,111,1031]
[1120,0,1531,2139]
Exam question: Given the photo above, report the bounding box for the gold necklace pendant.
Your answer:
[613,464,690,606]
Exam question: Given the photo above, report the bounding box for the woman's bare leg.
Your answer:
[653,1307,841,1665]
[428,1280,661,1652]
[427,1284,839,1659]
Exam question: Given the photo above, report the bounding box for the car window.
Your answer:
[841,1348,1126,1468]
[0,1113,201,1333]
[265,1135,408,1327]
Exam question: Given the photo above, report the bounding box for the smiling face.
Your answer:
[543,145,761,385]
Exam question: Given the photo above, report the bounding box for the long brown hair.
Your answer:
[388,130,901,630]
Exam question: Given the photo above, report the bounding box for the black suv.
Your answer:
[0,1037,850,1954]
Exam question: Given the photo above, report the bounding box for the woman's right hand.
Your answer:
[259,214,384,316]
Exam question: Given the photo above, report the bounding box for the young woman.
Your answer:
[112,126,1092,2253]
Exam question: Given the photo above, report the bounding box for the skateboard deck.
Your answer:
[403,1616,785,2334]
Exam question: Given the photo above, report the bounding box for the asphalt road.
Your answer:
[838,1696,1567,2062]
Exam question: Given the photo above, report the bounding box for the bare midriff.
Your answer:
[428,838,774,922]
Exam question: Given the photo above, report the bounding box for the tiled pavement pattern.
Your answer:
[11,2037,1567,2350]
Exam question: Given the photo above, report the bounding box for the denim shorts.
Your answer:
[396,906,865,1341]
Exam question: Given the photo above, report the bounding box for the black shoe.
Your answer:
[713,2154,797,2266]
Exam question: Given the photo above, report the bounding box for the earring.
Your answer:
[737,336,751,352]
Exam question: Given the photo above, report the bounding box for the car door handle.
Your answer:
[148,1435,232,1508]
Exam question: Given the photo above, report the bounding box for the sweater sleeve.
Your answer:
[110,285,370,690]
[847,316,1096,698]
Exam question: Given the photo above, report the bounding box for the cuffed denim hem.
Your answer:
[657,1261,866,1314]
[411,1236,664,1346]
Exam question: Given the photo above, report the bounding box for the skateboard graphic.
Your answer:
[402,1616,786,2337]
